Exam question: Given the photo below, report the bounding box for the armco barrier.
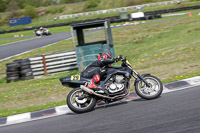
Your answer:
[145,5,200,15]
[6,51,78,82]
[29,51,78,77]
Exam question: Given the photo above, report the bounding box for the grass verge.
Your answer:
[0,37,35,46]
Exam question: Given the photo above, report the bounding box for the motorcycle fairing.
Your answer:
[60,75,90,88]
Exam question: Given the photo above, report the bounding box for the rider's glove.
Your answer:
[117,55,123,61]
[113,57,118,62]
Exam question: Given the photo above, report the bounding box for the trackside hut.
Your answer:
[71,20,115,71]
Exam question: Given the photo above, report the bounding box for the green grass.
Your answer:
[0,31,33,40]
[0,37,35,46]
[112,15,200,82]
[0,101,66,117]
[0,14,200,117]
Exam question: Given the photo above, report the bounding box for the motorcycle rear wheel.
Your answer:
[67,88,96,113]
[135,75,163,100]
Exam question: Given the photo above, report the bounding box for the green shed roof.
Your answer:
[71,20,106,29]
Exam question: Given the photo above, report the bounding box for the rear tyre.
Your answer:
[67,88,96,113]
[135,75,163,100]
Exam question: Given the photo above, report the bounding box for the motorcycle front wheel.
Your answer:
[135,75,163,100]
[67,88,97,113]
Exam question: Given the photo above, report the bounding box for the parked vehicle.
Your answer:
[60,55,163,113]
[34,27,51,36]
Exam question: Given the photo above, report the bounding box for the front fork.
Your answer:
[132,72,151,87]
[137,74,151,87]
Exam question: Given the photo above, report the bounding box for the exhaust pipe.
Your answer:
[80,85,129,100]
[80,85,94,94]
[80,85,109,98]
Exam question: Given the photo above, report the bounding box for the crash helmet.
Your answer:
[40,27,43,30]
[98,53,111,60]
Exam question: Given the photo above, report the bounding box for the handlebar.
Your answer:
[116,55,126,62]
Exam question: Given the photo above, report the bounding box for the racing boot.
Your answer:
[88,75,102,90]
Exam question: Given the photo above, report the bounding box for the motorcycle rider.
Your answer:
[40,27,47,33]
[81,53,118,90]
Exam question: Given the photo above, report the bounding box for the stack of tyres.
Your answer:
[17,59,34,80]
[6,62,20,83]
[6,59,34,83]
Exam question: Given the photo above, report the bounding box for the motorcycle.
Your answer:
[60,55,163,113]
[34,28,51,36]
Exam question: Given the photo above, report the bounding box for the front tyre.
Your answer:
[67,88,96,113]
[135,75,163,100]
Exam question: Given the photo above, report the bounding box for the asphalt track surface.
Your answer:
[0,32,72,60]
[0,85,200,133]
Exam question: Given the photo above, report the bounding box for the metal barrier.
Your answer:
[59,0,188,20]
[29,51,78,77]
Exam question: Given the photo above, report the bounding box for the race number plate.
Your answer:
[71,75,80,81]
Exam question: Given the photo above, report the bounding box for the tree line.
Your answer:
[0,0,86,12]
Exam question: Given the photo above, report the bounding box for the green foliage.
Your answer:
[46,6,66,14]
[43,0,53,6]
[0,77,6,84]
[8,10,24,19]
[6,0,19,11]
[24,5,38,19]
[16,0,25,9]
[85,0,99,9]
[0,18,8,26]
[0,0,86,11]
[60,0,85,4]
[0,1,7,12]
[26,0,41,7]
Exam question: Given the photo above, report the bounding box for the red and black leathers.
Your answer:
[81,58,116,78]
[81,58,116,89]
